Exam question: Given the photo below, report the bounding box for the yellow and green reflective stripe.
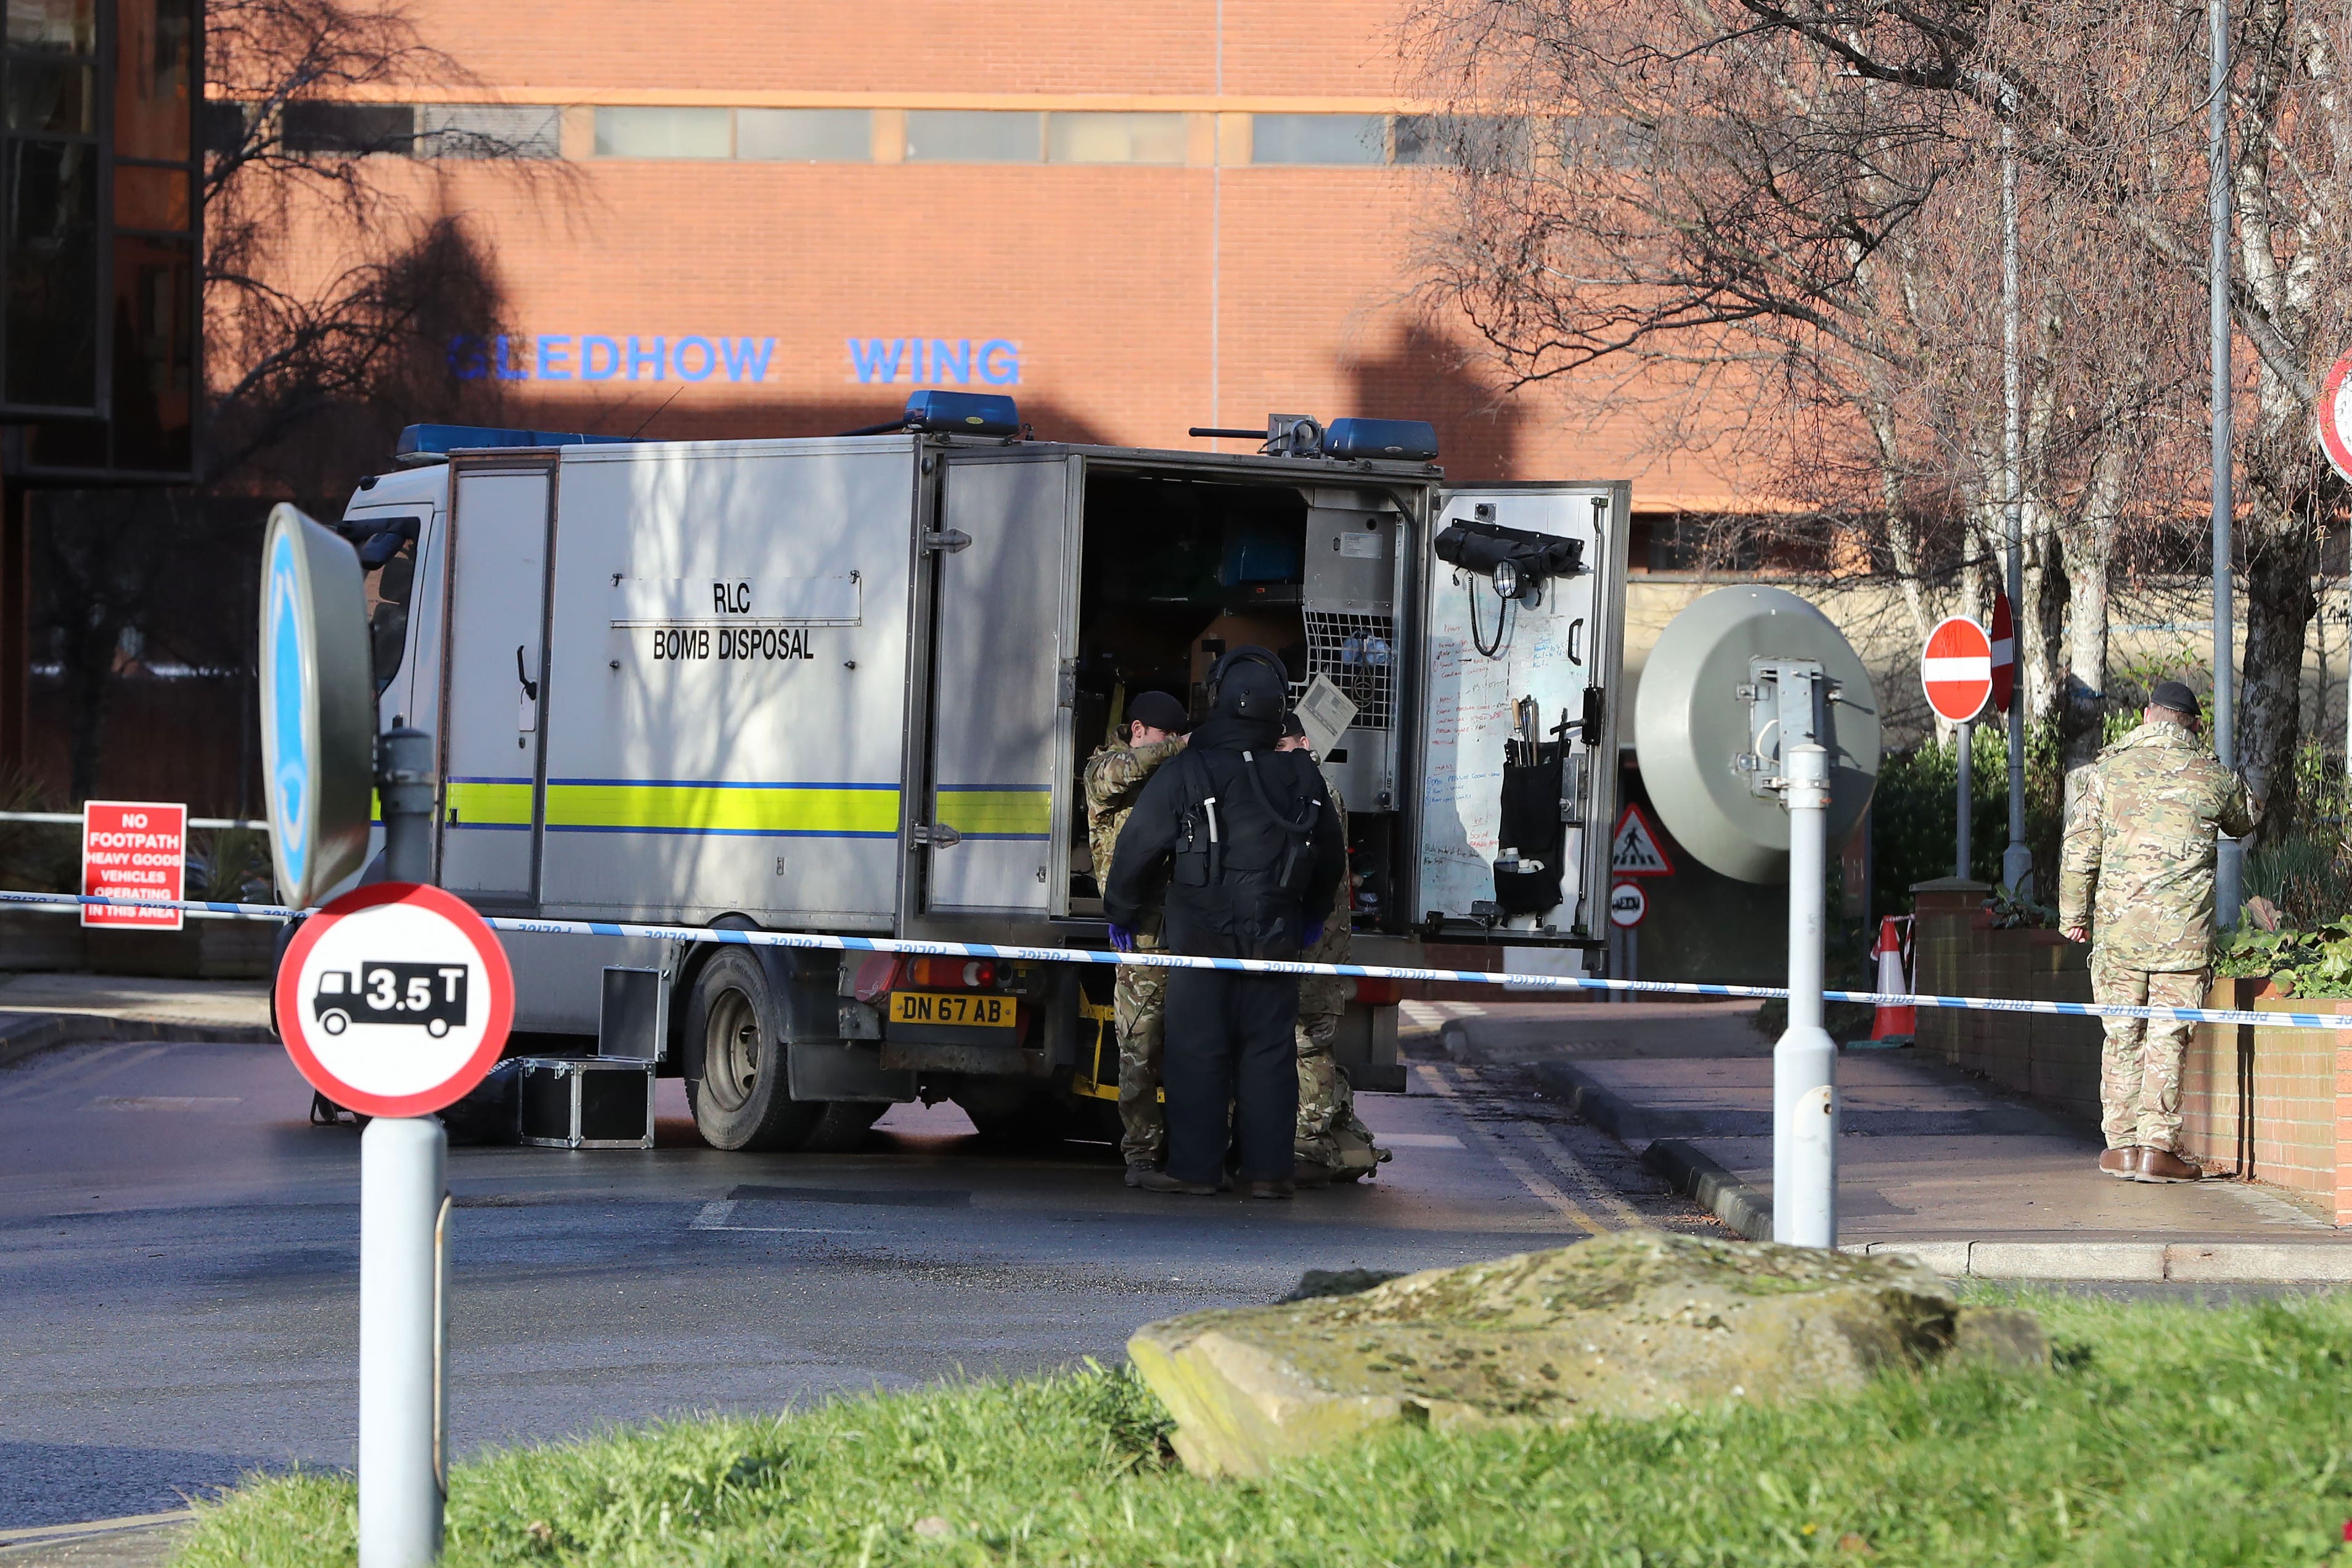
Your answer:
[444,780,534,828]
[545,782,899,838]
[935,788,1051,838]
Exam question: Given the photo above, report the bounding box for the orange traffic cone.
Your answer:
[1870,915,1915,1043]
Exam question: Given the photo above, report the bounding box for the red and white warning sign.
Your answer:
[81,800,186,931]
[276,882,514,1118]
[1607,881,1648,928]
[1919,616,1992,725]
[1989,592,2015,714]
[2320,348,2352,484]
[1611,803,1676,876]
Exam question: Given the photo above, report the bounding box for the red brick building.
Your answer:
[324,0,1743,507]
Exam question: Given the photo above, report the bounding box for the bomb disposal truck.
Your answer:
[332,394,1629,1151]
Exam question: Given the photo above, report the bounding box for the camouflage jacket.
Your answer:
[1084,736,1185,902]
[2058,722,2256,968]
[1299,783,1353,1015]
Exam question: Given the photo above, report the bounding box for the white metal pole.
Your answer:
[2209,0,2242,927]
[361,1116,446,1568]
[1774,741,1837,1247]
[2000,110,2033,898]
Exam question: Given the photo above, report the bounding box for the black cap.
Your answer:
[1281,713,1307,740]
[2150,680,2202,720]
[1126,690,1191,735]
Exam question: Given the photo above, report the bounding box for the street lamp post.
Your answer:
[2000,109,2033,899]
[2210,0,2243,926]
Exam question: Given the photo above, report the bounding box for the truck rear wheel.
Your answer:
[685,949,823,1151]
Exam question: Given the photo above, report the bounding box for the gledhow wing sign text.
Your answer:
[448,335,1023,385]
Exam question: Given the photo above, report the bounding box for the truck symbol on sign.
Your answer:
[313,963,470,1037]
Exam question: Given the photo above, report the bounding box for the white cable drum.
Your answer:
[1633,586,1880,884]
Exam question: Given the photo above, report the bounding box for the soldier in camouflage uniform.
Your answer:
[1084,690,1190,1183]
[1277,718,1390,1184]
[2059,680,2256,1184]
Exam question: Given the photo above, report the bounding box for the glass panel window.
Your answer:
[1251,113,1385,165]
[737,108,870,161]
[594,106,729,158]
[282,101,414,156]
[113,161,187,228]
[4,137,97,406]
[106,234,194,472]
[1394,114,1526,168]
[418,105,560,159]
[112,0,190,158]
[903,110,1041,163]
[4,59,88,133]
[5,0,92,54]
[1046,112,1185,165]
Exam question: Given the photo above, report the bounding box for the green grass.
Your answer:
[177,1291,2352,1566]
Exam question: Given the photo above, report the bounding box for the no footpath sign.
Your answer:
[277,882,514,1118]
[82,800,186,931]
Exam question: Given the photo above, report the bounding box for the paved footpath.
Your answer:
[1417,996,2352,1281]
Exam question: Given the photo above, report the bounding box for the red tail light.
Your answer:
[909,957,996,990]
[853,955,907,1003]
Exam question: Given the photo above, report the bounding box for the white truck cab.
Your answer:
[333,396,1630,1151]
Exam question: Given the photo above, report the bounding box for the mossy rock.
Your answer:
[1129,1231,2044,1476]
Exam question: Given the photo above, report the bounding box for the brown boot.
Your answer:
[2097,1147,2139,1180]
[1249,1179,1296,1200]
[1136,1170,1219,1196]
[2134,1149,2203,1183]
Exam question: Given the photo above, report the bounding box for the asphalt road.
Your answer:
[0,1032,1710,1530]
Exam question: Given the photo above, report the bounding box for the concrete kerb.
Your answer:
[0,1011,276,1071]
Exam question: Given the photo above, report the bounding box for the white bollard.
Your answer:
[1773,742,1838,1247]
[360,1116,446,1567]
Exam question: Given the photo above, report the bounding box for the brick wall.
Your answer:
[1916,878,2352,1222]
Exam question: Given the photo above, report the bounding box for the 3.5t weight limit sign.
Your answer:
[277,882,513,1118]
[1920,616,1993,724]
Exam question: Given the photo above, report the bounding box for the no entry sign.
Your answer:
[1921,616,1993,724]
[277,882,513,1118]
[2321,349,2352,484]
[81,801,186,931]
[1989,592,2015,715]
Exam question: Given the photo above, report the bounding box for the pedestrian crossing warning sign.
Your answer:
[1611,804,1675,876]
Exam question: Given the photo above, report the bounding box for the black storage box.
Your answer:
[515,1057,655,1149]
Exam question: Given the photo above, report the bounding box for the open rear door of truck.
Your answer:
[1415,482,1629,938]
[918,451,1082,918]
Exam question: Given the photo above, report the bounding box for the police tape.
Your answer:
[6,886,2347,1034]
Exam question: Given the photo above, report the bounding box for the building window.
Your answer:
[419,104,560,159]
[1046,111,1184,165]
[1393,114,1526,168]
[594,106,730,158]
[1251,113,1384,165]
[282,101,415,155]
[737,107,869,161]
[0,0,98,412]
[903,110,1041,163]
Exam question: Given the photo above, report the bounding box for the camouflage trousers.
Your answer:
[1295,1010,1384,1172]
[1114,950,1166,1165]
[2089,948,2205,1154]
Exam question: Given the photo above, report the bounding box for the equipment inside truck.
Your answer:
[1068,468,1403,931]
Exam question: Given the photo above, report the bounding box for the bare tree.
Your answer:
[1403,0,2329,824]
[201,0,561,491]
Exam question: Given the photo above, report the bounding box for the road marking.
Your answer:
[0,1509,194,1545]
[688,1199,859,1235]
[1379,1132,1465,1149]
[1414,1063,1605,1234]
[1517,1119,1649,1228]
[6,1042,169,1102]
[88,1095,242,1111]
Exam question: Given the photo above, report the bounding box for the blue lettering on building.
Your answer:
[446,333,1018,386]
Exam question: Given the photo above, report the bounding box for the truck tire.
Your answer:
[684,949,823,1151]
[798,1101,884,1153]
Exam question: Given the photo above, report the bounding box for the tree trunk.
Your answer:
[2058,436,2123,790]
[2236,512,2317,842]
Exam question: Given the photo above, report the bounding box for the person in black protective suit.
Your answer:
[1102,646,1346,1198]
